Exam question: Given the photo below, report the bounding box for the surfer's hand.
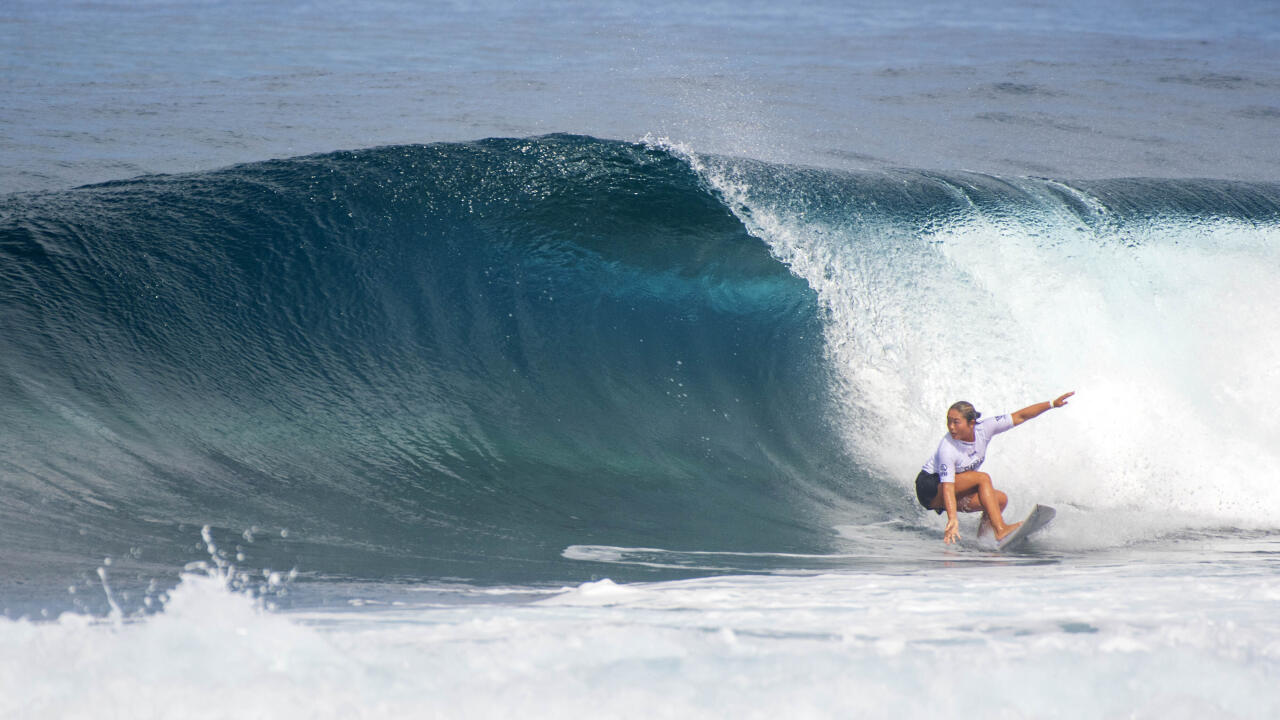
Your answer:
[943,517,960,544]
[1052,391,1075,408]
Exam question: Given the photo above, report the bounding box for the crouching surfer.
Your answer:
[916,392,1074,544]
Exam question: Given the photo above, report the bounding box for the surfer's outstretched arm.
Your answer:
[1011,391,1074,426]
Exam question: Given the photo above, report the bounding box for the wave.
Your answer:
[0,135,870,602]
[3,134,1279,606]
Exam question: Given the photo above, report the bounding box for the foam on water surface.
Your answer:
[4,546,1278,719]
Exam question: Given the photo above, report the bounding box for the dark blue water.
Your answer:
[4,0,1278,193]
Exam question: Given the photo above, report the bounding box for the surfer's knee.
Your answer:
[957,470,991,486]
[995,490,1008,509]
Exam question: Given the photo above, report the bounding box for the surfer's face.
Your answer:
[946,410,975,442]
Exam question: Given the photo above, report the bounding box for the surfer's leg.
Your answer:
[951,472,1020,539]
[970,489,1008,538]
[958,489,1006,513]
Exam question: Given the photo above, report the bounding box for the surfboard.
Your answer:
[995,504,1056,552]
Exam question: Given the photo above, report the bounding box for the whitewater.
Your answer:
[4,0,1280,718]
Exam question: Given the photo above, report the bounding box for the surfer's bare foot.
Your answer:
[995,522,1022,541]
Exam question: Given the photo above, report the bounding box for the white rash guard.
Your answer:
[922,413,1014,484]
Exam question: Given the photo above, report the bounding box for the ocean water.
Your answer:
[3,0,1280,717]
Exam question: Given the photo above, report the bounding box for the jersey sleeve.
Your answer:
[934,441,957,484]
[988,413,1015,436]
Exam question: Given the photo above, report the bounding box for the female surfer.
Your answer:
[917,392,1074,544]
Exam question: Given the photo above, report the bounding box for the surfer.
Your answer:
[916,392,1074,544]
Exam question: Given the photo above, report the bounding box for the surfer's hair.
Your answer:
[948,401,980,424]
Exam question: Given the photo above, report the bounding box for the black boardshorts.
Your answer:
[915,470,944,514]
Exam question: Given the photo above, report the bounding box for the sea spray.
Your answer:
[653,136,1280,544]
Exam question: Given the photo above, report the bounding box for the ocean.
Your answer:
[2,0,1279,717]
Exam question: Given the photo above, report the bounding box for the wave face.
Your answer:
[3,134,1280,603]
[0,136,865,595]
